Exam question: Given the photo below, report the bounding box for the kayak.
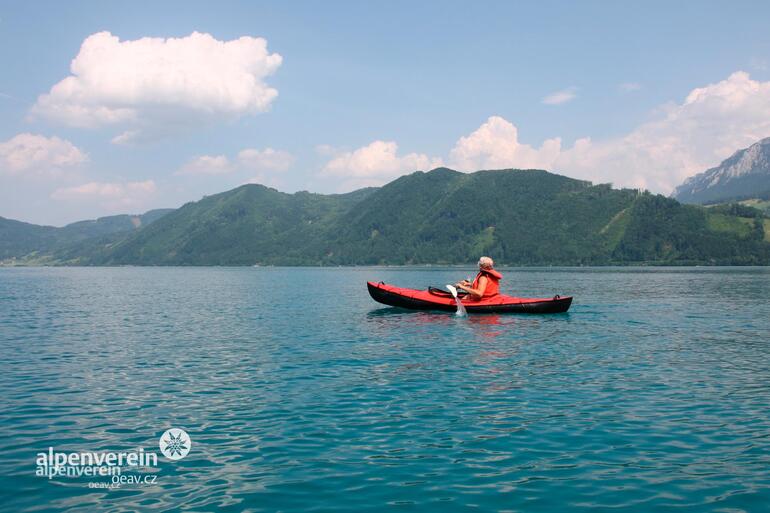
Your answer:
[367,281,572,314]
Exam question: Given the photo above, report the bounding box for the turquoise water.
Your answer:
[1,267,769,512]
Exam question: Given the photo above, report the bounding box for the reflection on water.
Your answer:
[1,266,769,512]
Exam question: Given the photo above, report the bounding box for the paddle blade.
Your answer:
[445,284,467,317]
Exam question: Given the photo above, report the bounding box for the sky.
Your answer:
[2,0,770,226]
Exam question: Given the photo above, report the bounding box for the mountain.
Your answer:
[321,168,768,265]
[62,168,634,266]
[0,209,173,262]
[94,186,377,266]
[3,168,769,266]
[673,138,770,204]
[324,168,632,265]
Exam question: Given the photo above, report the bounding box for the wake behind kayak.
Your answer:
[367,281,572,314]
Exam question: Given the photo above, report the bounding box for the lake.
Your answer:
[1,267,769,512]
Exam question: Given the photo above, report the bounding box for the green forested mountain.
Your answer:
[0,209,173,262]
[96,185,376,265]
[2,168,769,266]
[325,168,632,264]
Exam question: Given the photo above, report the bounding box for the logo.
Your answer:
[35,447,157,480]
[36,427,192,488]
[159,428,191,461]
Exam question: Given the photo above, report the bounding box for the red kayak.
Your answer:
[367,281,572,314]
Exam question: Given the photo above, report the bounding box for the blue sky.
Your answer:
[2,0,770,225]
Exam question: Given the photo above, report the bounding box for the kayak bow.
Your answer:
[367,281,572,314]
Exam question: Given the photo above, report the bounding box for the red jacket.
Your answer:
[472,268,502,298]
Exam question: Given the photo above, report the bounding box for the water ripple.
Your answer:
[0,267,769,512]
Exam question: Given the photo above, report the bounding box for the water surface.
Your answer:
[1,267,769,512]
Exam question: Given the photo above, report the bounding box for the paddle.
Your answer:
[445,284,467,317]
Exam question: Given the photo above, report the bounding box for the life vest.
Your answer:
[472,268,502,298]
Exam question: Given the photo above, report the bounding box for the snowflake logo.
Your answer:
[159,428,191,461]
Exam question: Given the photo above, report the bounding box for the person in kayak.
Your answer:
[456,256,502,300]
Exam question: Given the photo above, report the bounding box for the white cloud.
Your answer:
[237,148,294,172]
[0,133,87,175]
[31,31,282,140]
[619,82,642,92]
[321,140,443,188]
[110,130,140,145]
[448,116,562,171]
[237,148,294,189]
[554,71,770,191]
[242,173,286,189]
[445,71,770,193]
[315,71,770,194]
[542,87,577,105]
[177,155,233,176]
[314,144,337,157]
[176,147,294,177]
[51,180,156,209]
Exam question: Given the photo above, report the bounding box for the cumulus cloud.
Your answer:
[236,148,294,188]
[31,31,282,140]
[444,71,770,193]
[542,87,577,105]
[177,155,232,176]
[321,140,443,188]
[554,71,770,191]
[237,148,294,172]
[110,130,140,145]
[176,147,294,177]
[316,71,770,194]
[0,133,87,176]
[314,144,337,157]
[51,180,156,209]
[448,116,562,172]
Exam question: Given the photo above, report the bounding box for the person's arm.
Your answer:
[457,275,488,300]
